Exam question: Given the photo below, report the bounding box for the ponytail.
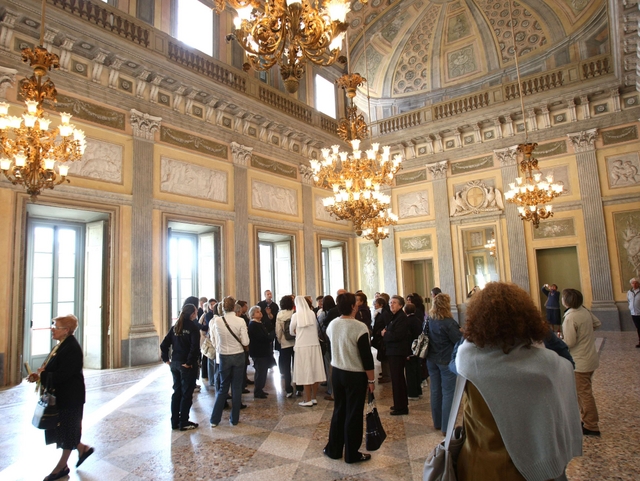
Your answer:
[175,304,197,335]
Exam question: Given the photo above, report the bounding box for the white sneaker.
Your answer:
[286,392,293,398]
[298,401,313,407]
[210,423,218,428]
[311,399,317,405]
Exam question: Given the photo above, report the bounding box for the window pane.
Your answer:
[32,330,51,356]
[58,253,76,278]
[33,253,53,278]
[315,75,336,119]
[259,244,273,295]
[180,279,193,302]
[33,278,52,303]
[32,303,52,329]
[56,302,75,317]
[58,229,76,253]
[34,227,53,253]
[57,278,76,303]
[176,0,213,56]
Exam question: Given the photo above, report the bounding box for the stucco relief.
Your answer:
[359,242,379,300]
[450,180,504,217]
[160,157,228,203]
[398,191,430,219]
[447,45,478,80]
[252,180,298,216]
[67,138,123,183]
[606,153,640,188]
[613,210,640,286]
[314,196,349,224]
[447,13,471,43]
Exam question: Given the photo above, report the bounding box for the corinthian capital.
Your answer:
[230,142,253,167]
[494,145,519,166]
[567,128,598,153]
[130,109,161,140]
[299,165,315,185]
[427,160,448,180]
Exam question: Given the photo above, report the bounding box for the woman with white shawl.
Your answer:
[290,296,326,406]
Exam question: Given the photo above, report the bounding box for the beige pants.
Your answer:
[575,371,599,431]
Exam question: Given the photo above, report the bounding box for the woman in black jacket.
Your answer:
[160,303,200,431]
[27,314,93,481]
[382,295,411,415]
[248,305,275,398]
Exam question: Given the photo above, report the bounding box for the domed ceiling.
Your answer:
[345,0,609,106]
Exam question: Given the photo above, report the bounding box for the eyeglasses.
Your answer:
[51,323,68,330]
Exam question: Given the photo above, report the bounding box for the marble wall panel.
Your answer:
[160,157,228,203]
[251,180,298,216]
[68,137,123,183]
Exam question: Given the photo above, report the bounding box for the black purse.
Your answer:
[32,378,59,430]
[365,392,387,451]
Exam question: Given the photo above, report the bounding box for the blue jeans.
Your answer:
[210,352,245,425]
[427,359,457,433]
[170,361,198,428]
[207,357,219,388]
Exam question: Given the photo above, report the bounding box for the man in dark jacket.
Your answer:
[382,295,410,415]
[355,292,372,333]
[404,303,424,400]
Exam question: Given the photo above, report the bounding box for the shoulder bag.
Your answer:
[32,376,59,430]
[423,375,467,481]
[222,316,249,352]
[201,333,216,359]
[412,321,430,358]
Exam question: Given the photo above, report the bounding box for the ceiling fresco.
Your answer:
[345,0,609,104]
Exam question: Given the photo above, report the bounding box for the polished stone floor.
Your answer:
[0,332,638,481]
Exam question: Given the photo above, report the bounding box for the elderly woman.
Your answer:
[453,282,582,481]
[248,305,275,399]
[426,293,462,434]
[562,288,602,436]
[291,296,326,406]
[160,303,200,431]
[276,295,296,397]
[27,314,94,481]
[323,292,375,464]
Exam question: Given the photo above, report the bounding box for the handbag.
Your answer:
[423,375,467,481]
[412,332,429,358]
[201,334,216,360]
[365,392,387,451]
[222,316,249,352]
[32,385,59,430]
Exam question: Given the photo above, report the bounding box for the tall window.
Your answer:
[320,239,346,296]
[315,74,336,119]
[258,232,295,302]
[175,0,214,56]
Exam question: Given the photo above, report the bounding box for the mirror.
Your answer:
[461,226,499,297]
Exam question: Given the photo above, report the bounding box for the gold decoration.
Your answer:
[220,0,352,93]
[0,0,85,200]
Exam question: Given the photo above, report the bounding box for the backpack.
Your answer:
[283,318,296,341]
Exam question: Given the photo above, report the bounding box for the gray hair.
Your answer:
[248,306,261,319]
[632,278,640,284]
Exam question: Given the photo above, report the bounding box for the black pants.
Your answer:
[201,354,208,379]
[325,367,367,462]
[279,347,294,394]
[405,356,423,398]
[632,315,640,342]
[388,355,408,411]
[170,361,197,428]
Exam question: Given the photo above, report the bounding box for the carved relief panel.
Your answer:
[251,180,298,216]
[68,137,123,184]
[450,180,504,217]
[160,157,228,203]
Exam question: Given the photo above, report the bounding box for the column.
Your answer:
[567,129,620,329]
[300,165,317,297]
[495,146,529,290]
[427,161,457,316]
[230,142,252,302]
[128,109,161,365]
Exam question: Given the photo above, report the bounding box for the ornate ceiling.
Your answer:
[346,0,609,108]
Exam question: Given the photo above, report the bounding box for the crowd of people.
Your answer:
[28,278,617,480]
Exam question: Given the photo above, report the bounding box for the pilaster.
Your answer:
[300,165,317,297]
[127,109,162,365]
[231,142,252,301]
[495,146,529,290]
[381,226,398,296]
[567,129,620,329]
[428,161,457,315]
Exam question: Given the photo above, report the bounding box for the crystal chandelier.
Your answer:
[503,0,562,227]
[309,72,402,245]
[504,143,563,227]
[216,0,352,94]
[484,231,496,257]
[0,0,86,201]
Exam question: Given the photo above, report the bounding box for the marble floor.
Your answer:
[1,332,638,481]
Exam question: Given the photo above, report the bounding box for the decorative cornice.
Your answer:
[567,128,598,153]
[494,145,519,166]
[299,165,315,185]
[427,160,448,179]
[230,141,253,167]
[130,109,161,140]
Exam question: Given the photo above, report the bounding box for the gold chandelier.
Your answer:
[309,71,402,246]
[216,0,351,93]
[484,231,496,257]
[503,0,562,227]
[0,0,86,200]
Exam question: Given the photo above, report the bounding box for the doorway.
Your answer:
[401,259,434,302]
[24,205,109,372]
[536,246,581,317]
